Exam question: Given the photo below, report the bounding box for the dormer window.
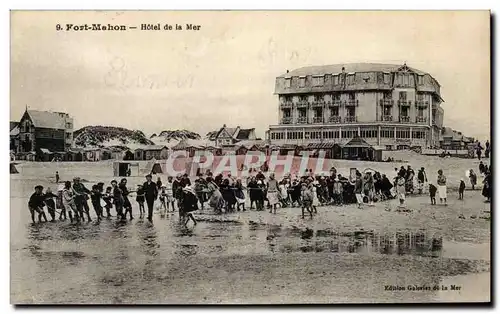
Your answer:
[299,77,306,87]
[284,78,291,88]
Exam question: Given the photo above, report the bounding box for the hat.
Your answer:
[35,185,43,190]
[73,177,80,181]
[183,186,193,193]
[145,174,152,178]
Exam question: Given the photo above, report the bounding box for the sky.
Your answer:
[10,11,490,140]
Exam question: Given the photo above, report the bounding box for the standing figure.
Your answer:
[429,183,437,205]
[143,174,158,223]
[43,187,58,222]
[247,177,258,209]
[485,140,490,158]
[396,174,406,208]
[55,171,60,183]
[459,179,466,200]
[135,184,145,218]
[194,176,208,210]
[469,169,477,190]
[72,177,92,222]
[267,173,280,214]
[476,141,483,160]
[354,173,364,209]
[300,182,313,219]
[28,185,48,224]
[234,179,246,211]
[206,176,223,213]
[437,169,447,205]
[120,178,133,220]
[164,176,175,211]
[111,180,125,220]
[62,181,79,223]
[90,185,103,222]
[417,167,427,194]
[102,186,113,217]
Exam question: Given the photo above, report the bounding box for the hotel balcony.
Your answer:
[415,100,429,107]
[329,116,342,123]
[296,101,309,108]
[312,116,324,124]
[312,100,325,107]
[416,116,427,123]
[379,99,394,106]
[280,101,293,108]
[281,117,293,124]
[345,116,357,123]
[398,100,412,107]
[381,115,393,122]
[346,100,359,106]
[297,116,308,124]
[399,116,411,123]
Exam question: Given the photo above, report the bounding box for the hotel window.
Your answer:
[332,93,341,101]
[403,74,410,86]
[412,130,426,139]
[283,108,291,117]
[383,106,392,116]
[310,131,321,139]
[417,108,425,118]
[396,128,411,139]
[383,73,390,84]
[341,129,357,139]
[331,107,339,116]
[384,91,392,99]
[348,93,355,100]
[66,122,72,129]
[347,74,355,85]
[381,128,394,138]
[314,94,322,102]
[400,106,409,117]
[299,77,306,87]
[284,95,292,102]
[417,75,424,85]
[417,94,423,101]
[399,91,407,100]
[299,95,308,102]
[323,131,339,139]
[360,128,378,138]
[313,76,324,87]
[333,75,339,85]
[347,107,356,117]
[284,78,291,88]
[314,107,323,117]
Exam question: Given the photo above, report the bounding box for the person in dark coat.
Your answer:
[29,185,48,223]
[44,187,58,222]
[111,180,125,220]
[179,186,198,226]
[142,174,158,223]
[120,178,133,220]
[181,173,192,187]
[247,176,258,209]
[156,177,163,191]
[72,177,92,222]
[90,184,103,222]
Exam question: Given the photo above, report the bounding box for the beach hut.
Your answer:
[342,137,383,161]
[306,142,341,159]
[123,150,134,160]
[113,160,140,177]
[10,162,18,174]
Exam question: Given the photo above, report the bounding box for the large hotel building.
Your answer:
[268,63,445,150]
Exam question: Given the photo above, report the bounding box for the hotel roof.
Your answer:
[278,63,428,78]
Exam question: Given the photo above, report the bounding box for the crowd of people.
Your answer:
[27,157,492,225]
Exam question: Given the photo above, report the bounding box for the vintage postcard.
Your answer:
[10,10,491,304]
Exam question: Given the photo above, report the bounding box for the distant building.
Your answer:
[268,63,445,150]
[212,124,257,147]
[440,127,474,150]
[10,121,19,151]
[133,145,169,160]
[16,109,74,158]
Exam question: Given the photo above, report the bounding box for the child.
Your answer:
[111,180,125,220]
[234,179,246,211]
[28,185,48,224]
[278,180,289,208]
[159,185,168,217]
[102,187,113,218]
[396,174,406,208]
[57,184,67,220]
[301,183,313,219]
[43,187,58,222]
[90,185,103,222]
[429,183,437,205]
[459,179,466,200]
[165,176,175,211]
[179,186,198,226]
[62,181,79,223]
[135,184,145,218]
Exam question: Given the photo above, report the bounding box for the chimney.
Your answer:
[286,69,289,73]
[223,124,226,127]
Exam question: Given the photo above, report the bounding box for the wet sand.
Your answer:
[10,161,491,304]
